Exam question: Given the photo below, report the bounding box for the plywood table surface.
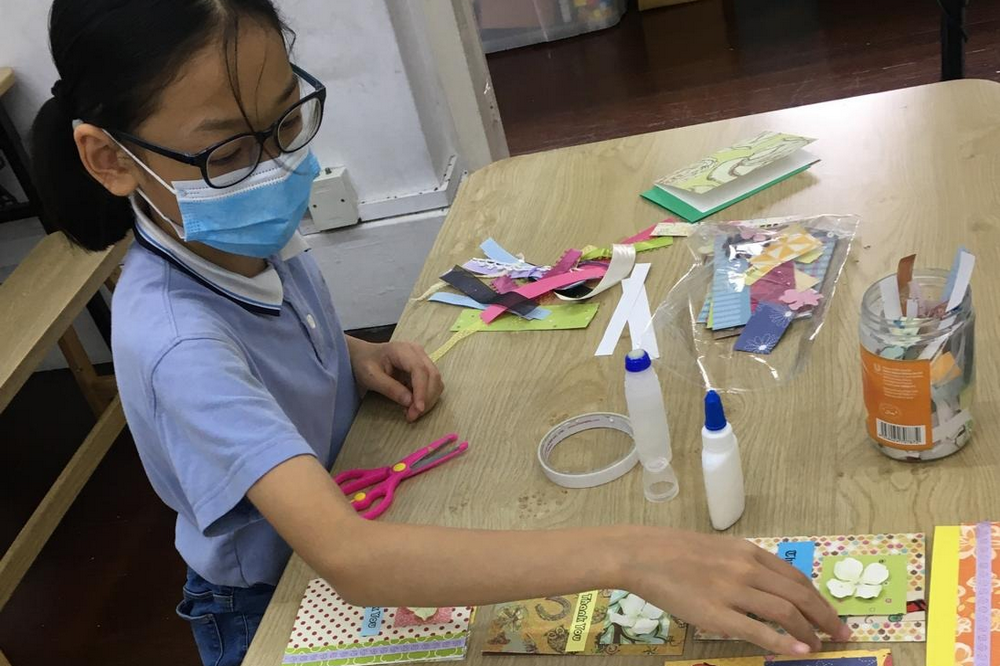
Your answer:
[245,80,1000,666]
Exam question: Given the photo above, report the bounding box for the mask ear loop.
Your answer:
[72,120,188,239]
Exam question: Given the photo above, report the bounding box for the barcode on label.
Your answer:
[876,419,926,446]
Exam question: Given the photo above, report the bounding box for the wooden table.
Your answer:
[245,80,1000,666]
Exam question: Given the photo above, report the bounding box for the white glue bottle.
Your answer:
[701,390,745,530]
[624,349,679,502]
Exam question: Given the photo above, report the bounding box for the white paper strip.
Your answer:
[556,243,637,302]
[879,275,903,321]
[628,283,659,359]
[595,264,651,357]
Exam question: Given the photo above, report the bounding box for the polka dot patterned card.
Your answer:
[283,578,474,666]
[694,533,926,643]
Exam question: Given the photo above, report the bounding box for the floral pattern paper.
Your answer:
[484,589,687,656]
[953,523,1000,666]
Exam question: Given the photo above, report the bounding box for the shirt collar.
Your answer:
[130,196,308,316]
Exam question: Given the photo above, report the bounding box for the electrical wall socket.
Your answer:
[309,166,359,231]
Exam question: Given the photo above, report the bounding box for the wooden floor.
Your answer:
[4,1,1000,662]
[488,0,1000,155]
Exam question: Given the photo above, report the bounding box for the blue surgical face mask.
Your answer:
[116,139,319,258]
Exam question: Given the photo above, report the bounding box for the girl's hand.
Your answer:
[348,338,443,422]
[628,529,851,655]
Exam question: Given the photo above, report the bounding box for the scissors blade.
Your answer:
[411,445,458,471]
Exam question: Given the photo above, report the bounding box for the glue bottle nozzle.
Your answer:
[704,390,728,432]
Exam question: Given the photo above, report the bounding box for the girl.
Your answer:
[31,2,849,665]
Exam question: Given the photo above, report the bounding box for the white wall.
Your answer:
[0,0,505,340]
[0,0,459,213]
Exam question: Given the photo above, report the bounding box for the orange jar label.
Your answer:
[860,345,934,450]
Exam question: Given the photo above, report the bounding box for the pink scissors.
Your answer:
[334,433,469,519]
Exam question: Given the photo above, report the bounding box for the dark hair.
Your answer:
[31,0,292,251]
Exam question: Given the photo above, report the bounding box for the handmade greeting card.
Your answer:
[642,131,820,221]
[927,522,1000,665]
[695,533,926,643]
[484,589,687,656]
[283,578,473,666]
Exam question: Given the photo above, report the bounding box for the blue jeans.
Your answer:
[176,568,276,666]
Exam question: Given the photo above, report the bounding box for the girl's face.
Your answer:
[77,21,299,231]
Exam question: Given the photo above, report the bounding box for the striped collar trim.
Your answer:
[130,197,308,315]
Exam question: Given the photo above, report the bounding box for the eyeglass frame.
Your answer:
[107,64,326,189]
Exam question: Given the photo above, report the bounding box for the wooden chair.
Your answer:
[0,231,130,666]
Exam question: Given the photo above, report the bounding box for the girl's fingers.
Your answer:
[721,610,813,657]
[737,587,821,652]
[751,554,848,641]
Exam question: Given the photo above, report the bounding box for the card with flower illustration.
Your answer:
[484,589,687,656]
[662,649,892,665]
[283,578,473,666]
[643,131,819,222]
[695,533,925,643]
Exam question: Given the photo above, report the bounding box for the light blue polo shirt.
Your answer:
[112,201,359,587]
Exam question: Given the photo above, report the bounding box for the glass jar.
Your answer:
[859,269,975,461]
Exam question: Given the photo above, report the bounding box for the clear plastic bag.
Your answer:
[651,214,860,393]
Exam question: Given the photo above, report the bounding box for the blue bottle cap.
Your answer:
[704,390,728,431]
[625,349,651,372]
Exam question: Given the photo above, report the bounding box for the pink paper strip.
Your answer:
[543,248,583,279]
[620,224,657,245]
[480,265,608,324]
[492,275,517,294]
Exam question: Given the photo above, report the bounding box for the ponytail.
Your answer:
[31,0,292,251]
[31,96,133,251]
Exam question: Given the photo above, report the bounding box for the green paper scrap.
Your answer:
[450,304,599,332]
[818,555,907,617]
[580,236,674,261]
[641,164,814,222]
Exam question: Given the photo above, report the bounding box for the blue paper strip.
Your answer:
[710,235,751,330]
[480,238,521,265]
[428,292,550,320]
[360,606,385,637]
[733,301,793,354]
[777,541,816,579]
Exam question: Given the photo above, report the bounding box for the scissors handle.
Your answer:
[353,476,402,520]
[334,467,389,495]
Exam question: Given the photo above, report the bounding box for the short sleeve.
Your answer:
[150,336,315,537]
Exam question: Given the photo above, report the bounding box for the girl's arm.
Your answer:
[248,455,849,657]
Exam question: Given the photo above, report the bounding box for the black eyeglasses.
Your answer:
[110,64,326,189]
